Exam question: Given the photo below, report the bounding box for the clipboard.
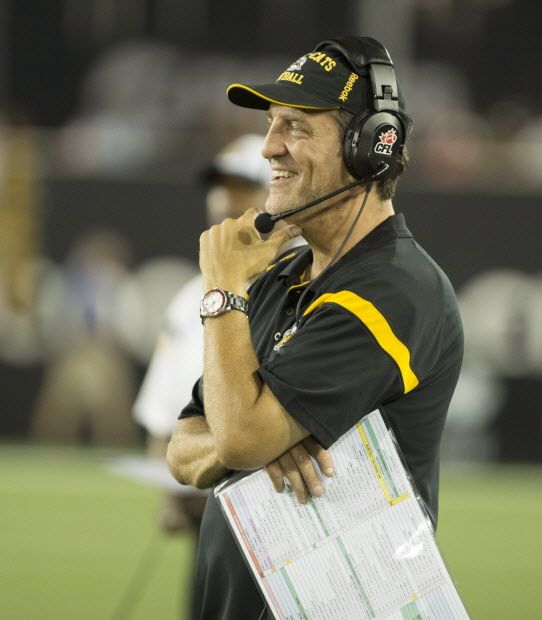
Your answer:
[215,410,469,620]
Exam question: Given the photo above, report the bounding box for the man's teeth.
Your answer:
[273,170,297,179]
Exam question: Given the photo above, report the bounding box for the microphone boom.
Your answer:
[254,179,364,234]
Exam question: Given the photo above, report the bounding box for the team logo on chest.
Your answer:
[374,127,398,156]
[273,324,298,352]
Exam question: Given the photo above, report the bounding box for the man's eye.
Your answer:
[289,122,304,132]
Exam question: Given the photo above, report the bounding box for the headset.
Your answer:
[312,36,411,183]
[254,36,411,235]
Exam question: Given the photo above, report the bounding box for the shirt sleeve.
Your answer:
[178,377,205,419]
[257,304,404,448]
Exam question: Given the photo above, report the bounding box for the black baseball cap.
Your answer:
[227,38,407,118]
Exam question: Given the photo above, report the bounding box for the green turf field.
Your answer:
[1,444,541,619]
[437,465,542,619]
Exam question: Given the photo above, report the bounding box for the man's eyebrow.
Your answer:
[266,109,310,124]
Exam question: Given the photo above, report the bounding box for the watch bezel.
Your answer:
[200,288,228,317]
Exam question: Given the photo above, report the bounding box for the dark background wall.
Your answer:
[41,181,542,287]
[4,0,542,126]
[2,182,540,463]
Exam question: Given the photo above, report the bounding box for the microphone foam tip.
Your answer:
[254,212,275,234]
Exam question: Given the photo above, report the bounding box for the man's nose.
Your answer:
[261,124,287,160]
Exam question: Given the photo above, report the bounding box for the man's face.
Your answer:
[262,104,352,216]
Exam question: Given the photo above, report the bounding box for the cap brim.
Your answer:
[227,82,339,111]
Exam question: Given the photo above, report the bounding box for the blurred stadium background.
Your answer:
[0,1,540,618]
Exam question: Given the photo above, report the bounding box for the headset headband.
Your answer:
[313,37,400,113]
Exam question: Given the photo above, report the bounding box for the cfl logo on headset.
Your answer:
[374,127,398,156]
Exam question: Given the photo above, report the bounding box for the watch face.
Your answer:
[201,289,227,316]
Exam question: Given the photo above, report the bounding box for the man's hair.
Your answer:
[331,109,408,201]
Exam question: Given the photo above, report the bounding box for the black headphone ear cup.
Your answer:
[343,113,370,180]
[343,111,405,182]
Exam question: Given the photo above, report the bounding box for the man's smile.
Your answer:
[270,168,299,184]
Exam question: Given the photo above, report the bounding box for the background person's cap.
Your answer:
[201,134,271,187]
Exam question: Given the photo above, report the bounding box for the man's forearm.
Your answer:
[202,307,308,470]
[198,212,307,469]
[167,416,228,489]
[203,309,262,448]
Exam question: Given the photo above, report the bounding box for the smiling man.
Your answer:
[167,36,463,619]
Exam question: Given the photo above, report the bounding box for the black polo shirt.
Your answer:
[180,213,463,620]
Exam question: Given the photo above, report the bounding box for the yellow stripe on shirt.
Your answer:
[303,291,419,393]
[265,251,298,272]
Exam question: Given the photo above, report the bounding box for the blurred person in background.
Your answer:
[32,231,139,444]
[132,134,276,533]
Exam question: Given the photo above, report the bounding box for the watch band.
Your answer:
[224,291,249,315]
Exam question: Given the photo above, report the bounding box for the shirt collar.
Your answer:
[277,245,312,286]
[276,213,412,286]
[350,212,412,254]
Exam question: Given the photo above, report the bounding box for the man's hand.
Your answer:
[265,437,334,504]
[199,207,301,292]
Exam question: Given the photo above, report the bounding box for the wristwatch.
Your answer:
[200,288,249,321]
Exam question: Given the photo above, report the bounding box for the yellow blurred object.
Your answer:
[0,127,41,312]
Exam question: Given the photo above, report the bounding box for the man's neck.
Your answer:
[304,193,394,280]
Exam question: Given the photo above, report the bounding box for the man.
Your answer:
[133,134,271,531]
[167,36,463,619]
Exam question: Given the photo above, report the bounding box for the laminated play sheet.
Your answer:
[215,410,469,620]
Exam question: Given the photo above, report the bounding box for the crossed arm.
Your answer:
[167,415,333,504]
[166,210,333,502]
[166,310,334,502]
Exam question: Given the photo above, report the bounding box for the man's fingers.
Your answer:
[303,437,334,477]
[269,224,302,245]
[278,453,309,504]
[265,440,333,505]
[290,443,324,497]
[265,461,285,493]
[243,206,260,221]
